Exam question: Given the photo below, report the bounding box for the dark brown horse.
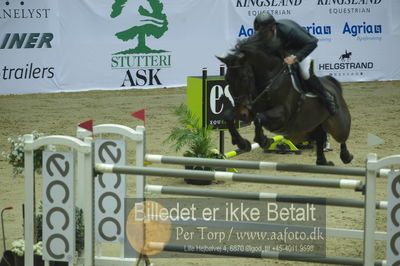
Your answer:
[217,35,353,165]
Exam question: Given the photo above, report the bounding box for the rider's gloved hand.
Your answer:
[284,55,297,65]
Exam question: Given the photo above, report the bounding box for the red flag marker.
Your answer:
[78,120,93,132]
[131,109,145,122]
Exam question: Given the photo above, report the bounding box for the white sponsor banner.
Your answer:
[1,0,399,95]
[0,0,59,94]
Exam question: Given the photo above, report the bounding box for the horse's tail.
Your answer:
[325,75,343,94]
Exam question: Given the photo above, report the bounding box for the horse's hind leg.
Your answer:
[340,143,353,164]
[313,126,334,166]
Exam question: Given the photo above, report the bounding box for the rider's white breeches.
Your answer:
[299,56,312,80]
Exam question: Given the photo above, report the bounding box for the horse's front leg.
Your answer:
[313,126,334,166]
[224,109,252,152]
[253,112,274,148]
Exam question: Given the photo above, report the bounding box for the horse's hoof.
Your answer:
[254,136,266,147]
[341,153,354,164]
[239,139,252,152]
[244,139,252,152]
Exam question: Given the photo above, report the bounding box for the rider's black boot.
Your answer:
[307,75,337,115]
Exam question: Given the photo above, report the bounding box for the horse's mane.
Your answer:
[232,34,281,58]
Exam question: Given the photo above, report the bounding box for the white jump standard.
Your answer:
[22,123,399,266]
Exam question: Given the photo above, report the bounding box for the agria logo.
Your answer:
[110,0,171,87]
[304,23,331,35]
[342,21,382,41]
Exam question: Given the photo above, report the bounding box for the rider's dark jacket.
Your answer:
[275,19,318,62]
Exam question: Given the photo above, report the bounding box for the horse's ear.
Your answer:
[216,55,228,65]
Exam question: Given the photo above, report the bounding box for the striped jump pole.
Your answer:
[148,242,385,266]
[145,185,388,209]
[224,143,260,159]
[145,154,391,177]
[95,164,362,190]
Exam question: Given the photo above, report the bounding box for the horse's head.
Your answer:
[217,52,257,122]
[218,34,283,122]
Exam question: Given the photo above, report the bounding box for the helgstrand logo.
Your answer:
[318,50,374,77]
[110,0,171,87]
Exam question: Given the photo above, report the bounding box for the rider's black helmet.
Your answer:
[253,13,276,31]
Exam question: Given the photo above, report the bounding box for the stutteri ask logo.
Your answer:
[110,0,169,54]
[110,0,171,87]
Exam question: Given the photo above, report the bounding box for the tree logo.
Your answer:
[110,0,169,55]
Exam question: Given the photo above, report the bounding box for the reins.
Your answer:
[247,64,288,110]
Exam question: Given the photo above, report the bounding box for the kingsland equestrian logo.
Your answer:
[236,0,302,7]
[110,0,171,87]
[317,0,381,5]
[317,0,381,14]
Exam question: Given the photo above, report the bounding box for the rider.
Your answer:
[253,13,337,115]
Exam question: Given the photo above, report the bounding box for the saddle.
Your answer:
[288,63,317,98]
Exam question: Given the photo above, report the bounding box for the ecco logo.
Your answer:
[0,33,53,49]
[43,152,74,261]
[387,172,400,265]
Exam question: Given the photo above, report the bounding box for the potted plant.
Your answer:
[165,104,222,185]
[2,131,48,178]
[10,239,44,266]
[7,205,84,266]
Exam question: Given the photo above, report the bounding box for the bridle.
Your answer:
[229,62,288,112]
[249,64,288,108]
